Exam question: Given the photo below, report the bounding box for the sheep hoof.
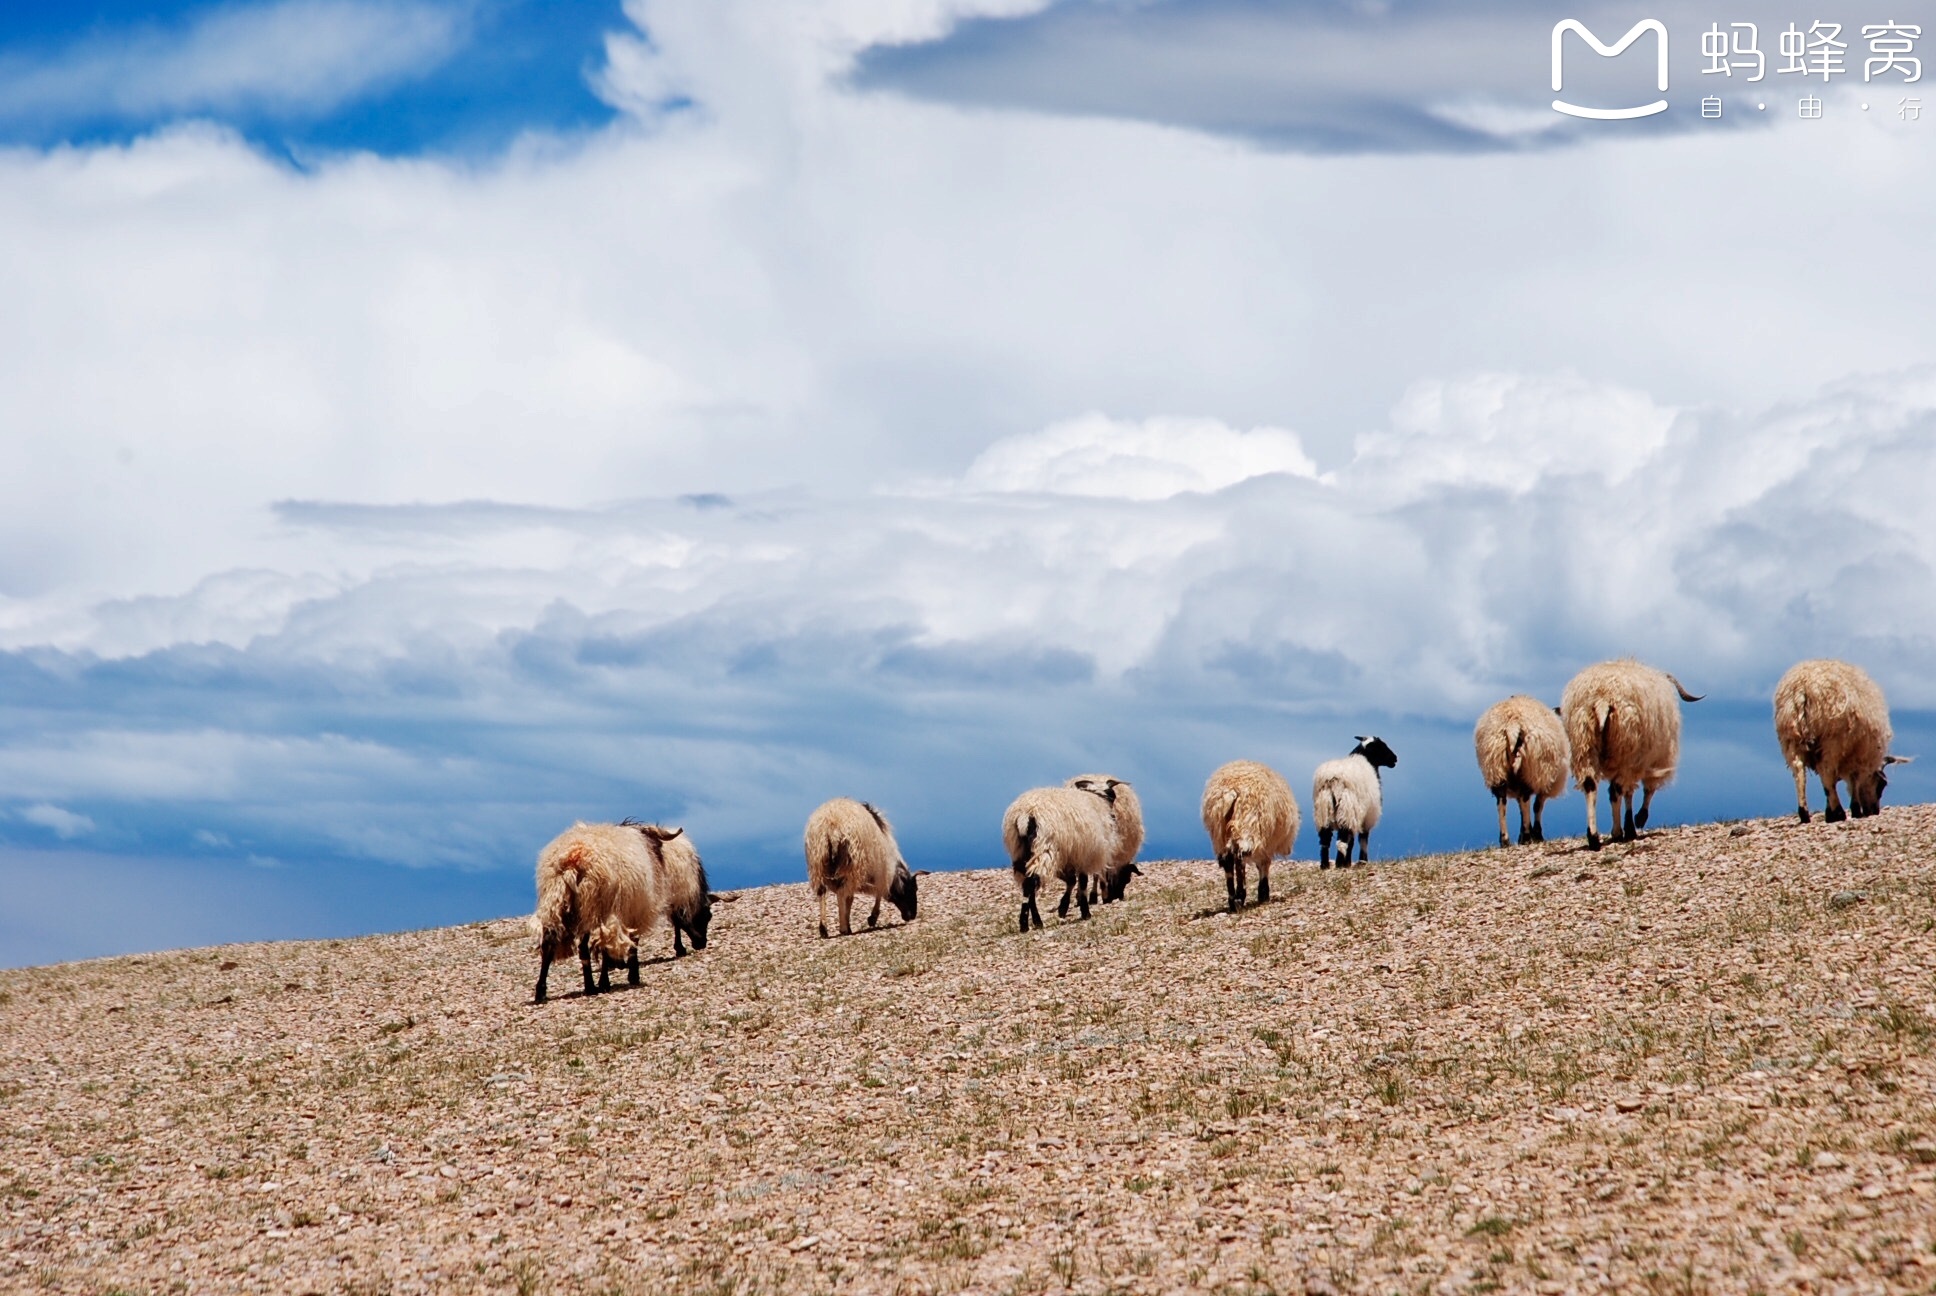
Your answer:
[1825,807,1846,824]
[1585,833,1602,851]
[818,923,829,938]
[1796,807,1809,825]
[1498,835,1511,849]
[1256,882,1269,905]
[1634,807,1650,829]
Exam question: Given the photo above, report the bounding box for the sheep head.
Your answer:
[1858,755,1915,817]
[1353,736,1398,770]
[888,861,922,922]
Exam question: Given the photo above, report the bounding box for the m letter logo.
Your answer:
[1552,19,1670,119]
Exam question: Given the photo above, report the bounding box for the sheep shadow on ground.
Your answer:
[815,920,915,941]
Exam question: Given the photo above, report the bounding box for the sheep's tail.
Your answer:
[1206,786,1239,846]
[824,837,852,893]
[1595,700,1616,764]
[536,850,584,952]
[1505,720,1526,776]
[1010,813,1038,873]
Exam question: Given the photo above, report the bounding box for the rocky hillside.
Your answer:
[4,808,1935,1294]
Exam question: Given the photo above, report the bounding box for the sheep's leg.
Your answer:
[1516,795,1534,845]
[1606,781,1626,842]
[1336,830,1355,868]
[1531,794,1547,843]
[1822,773,1846,823]
[1055,876,1077,919]
[1222,857,1241,911]
[1019,875,1043,933]
[1496,797,1511,848]
[1790,762,1811,823]
[817,890,831,939]
[627,945,640,986]
[1357,829,1371,864]
[867,898,882,928]
[1582,776,1601,851]
[1634,783,1655,831]
[535,943,553,1005]
[1318,829,1333,870]
[1075,876,1091,920]
[597,947,613,992]
[579,935,597,997]
[673,926,687,958]
[1256,858,1271,905]
[837,893,856,937]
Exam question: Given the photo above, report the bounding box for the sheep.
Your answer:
[1066,774,1143,903]
[1201,760,1301,911]
[1311,737,1398,869]
[803,798,923,937]
[1773,659,1914,823]
[1473,696,1571,848]
[1003,784,1119,932]
[1560,659,1702,850]
[531,820,713,1004]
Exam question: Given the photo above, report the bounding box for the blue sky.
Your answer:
[0,0,625,156]
[1,0,1932,966]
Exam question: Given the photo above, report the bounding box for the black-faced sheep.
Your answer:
[1473,696,1571,847]
[1201,759,1301,911]
[803,798,922,937]
[532,820,713,1004]
[1773,659,1913,823]
[1003,784,1118,932]
[1066,773,1143,903]
[1560,659,1701,850]
[1312,737,1397,869]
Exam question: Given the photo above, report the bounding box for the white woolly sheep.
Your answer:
[1473,695,1571,848]
[1560,658,1702,850]
[532,820,714,1004]
[1066,773,1143,903]
[803,798,923,937]
[1003,784,1119,932]
[1311,737,1398,869]
[1201,760,1301,911]
[1773,659,1913,823]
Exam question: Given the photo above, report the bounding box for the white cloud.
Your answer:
[0,1,470,125]
[19,804,95,839]
[1349,372,1675,502]
[962,412,1316,499]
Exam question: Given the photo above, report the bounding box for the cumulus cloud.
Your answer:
[2,370,1930,909]
[962,413,1316,499]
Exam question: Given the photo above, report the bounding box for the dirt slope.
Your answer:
[4,808,1935,1294]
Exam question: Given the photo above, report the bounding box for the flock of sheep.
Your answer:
[529,656,1910,1003]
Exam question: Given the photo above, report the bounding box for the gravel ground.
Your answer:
[3,807,1935,1295]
